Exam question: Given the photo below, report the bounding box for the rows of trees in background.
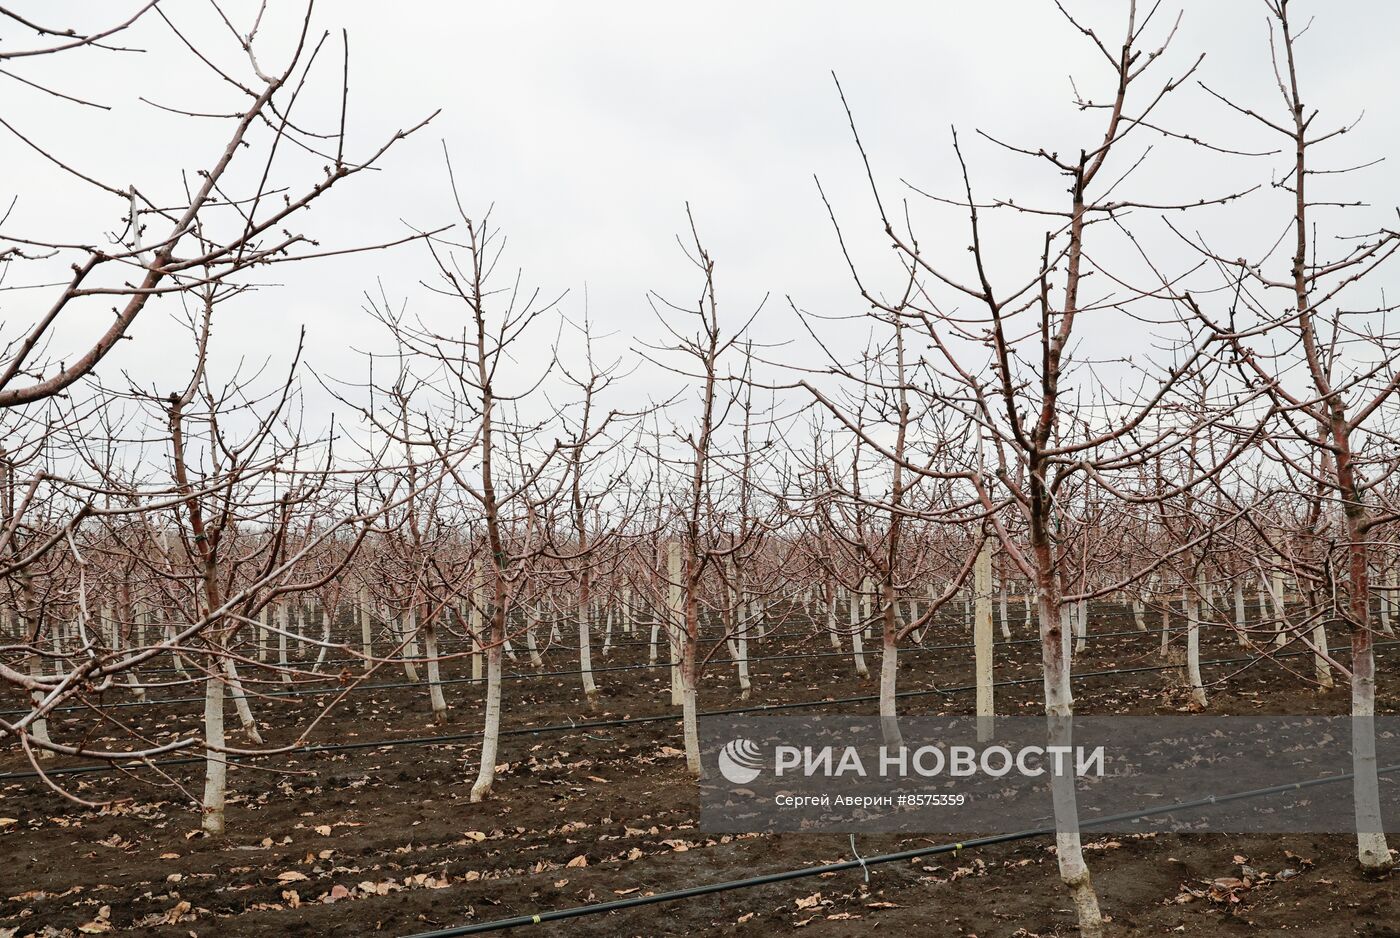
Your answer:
[4,2,1400,935]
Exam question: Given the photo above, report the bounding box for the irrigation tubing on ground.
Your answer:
[401,761,1400,936]
[3,639,1393,783]
[47,606,1182,676]
[0,623,1243,716]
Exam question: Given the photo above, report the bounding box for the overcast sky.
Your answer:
[5,1,1400,454]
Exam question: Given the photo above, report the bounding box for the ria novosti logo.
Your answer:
[713,738,1107,783]
[717,738,764,784]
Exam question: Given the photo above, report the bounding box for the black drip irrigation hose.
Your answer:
[7,614,1257,715]
[402,761,1400,937]
[3,638,1392,783]
[2,624,1179,716]
[44,604,1149,676]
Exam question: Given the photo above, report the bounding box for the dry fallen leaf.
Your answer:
[277,870,310,884]
[566,854,589,868]
[323,884,351,904]
[157,901,192,925]
[77,905,112,934]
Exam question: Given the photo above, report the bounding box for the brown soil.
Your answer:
[1,607,1396,937]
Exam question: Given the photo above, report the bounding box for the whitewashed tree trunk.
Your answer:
[526,604,543,668]
[102,603,116,652]
[27,652,53,756]
[277,603,292,684]
[1270,569,1288,647]
[735,621,751,701]
[667,542,684,706]
[296,601,308,658]
[681,649,702,778]
[1312,621,1334,689]
[827,582,841,651]
[1233,580,1248,646]
[1074,597,1087,653]
[124,628,146,701]
[358,587,373,667]
[1061,603,1075,667]
[975,543,995,741]
[1380,568,1394,636]
[1132,596,1145,631]
[998,578,1010,639]
[313,604,330,671]
[861,577,874,640]
[1159,595,1172,657]
[1352,630,1389,868]
[422,610,448,722]
[1039,584,1103,937]
[725,559,751,699]
[469,636,503,802]
[167,616,189,678]
[224,657,262,743]
[577,602,597,699]
[878,629,899,747]
[849,588,868,678]
[1186,585,1206,708]
[14,592,54,759]
[201,668,226,834]
[399,609,420,683]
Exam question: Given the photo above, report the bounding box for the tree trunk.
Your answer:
[526,604,543,668]
[578,602,598,700]
[277,603,291,683]
[1233,580,1248,646]
[1037,578,1103,938]
[358,587,373,667]
[1270,569,1288,648]
[224,657,262,743]
[422,610,448,723]
[975,543,994,741]
[667,542,684,707]
[201,665,227,835]
[826,580,841,651]
[469,636,503,802]
[1312,622,1334,689]
[399,610,420,683]
[849,589,868,678]
[998,577,1011,640]
[1186,586,1207,709]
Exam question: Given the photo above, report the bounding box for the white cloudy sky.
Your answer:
[4,1,1400,454]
